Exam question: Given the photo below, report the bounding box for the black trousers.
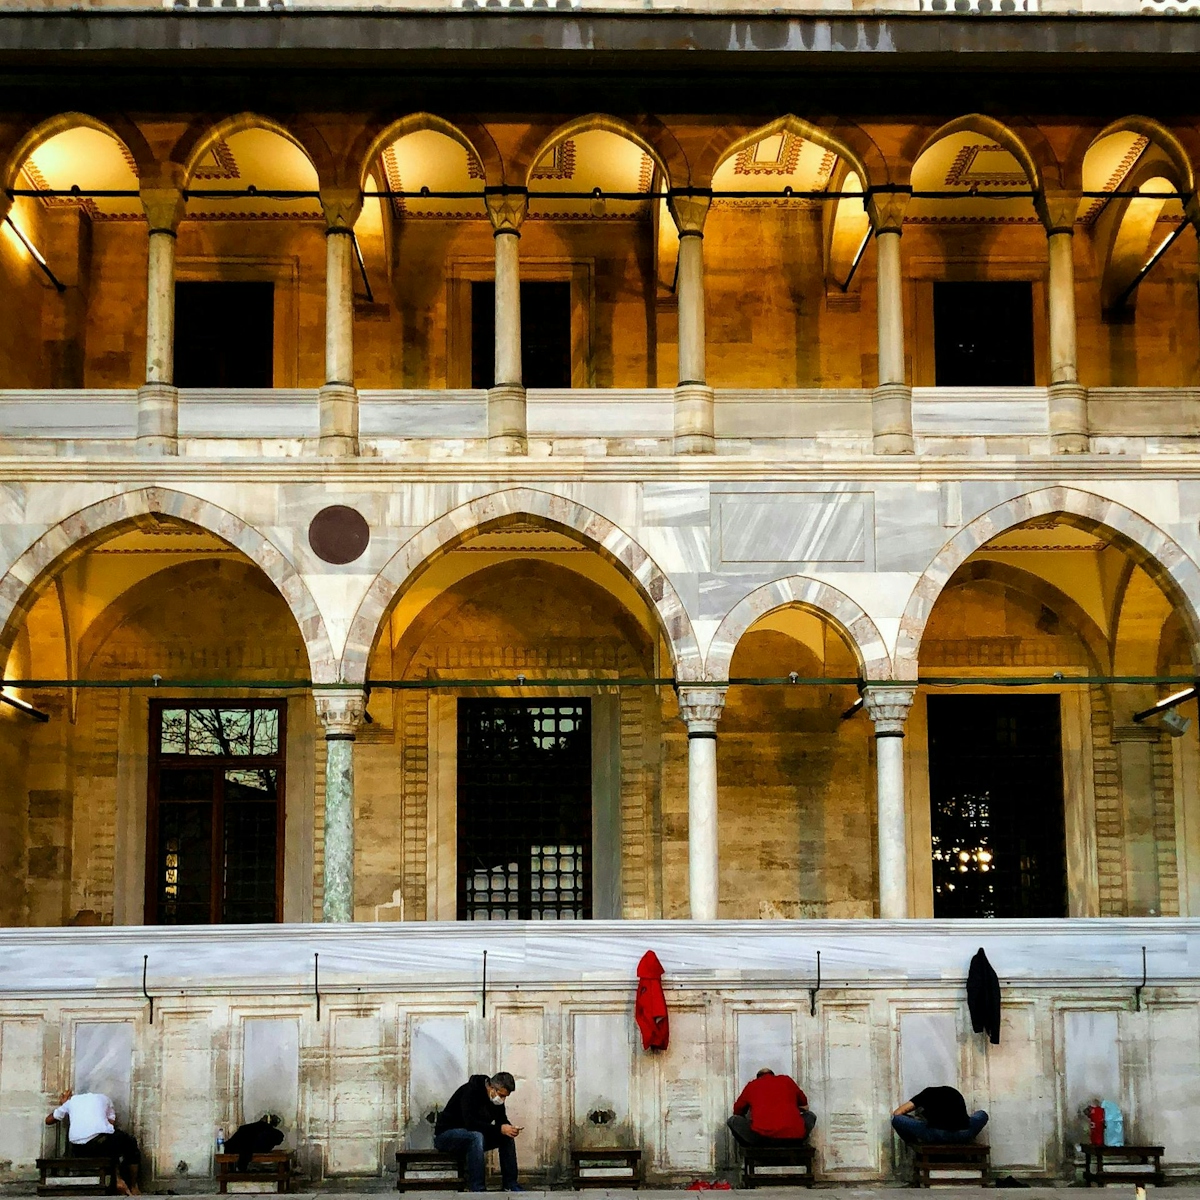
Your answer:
[71,1131,141,1183]
[727,1111,817,1146]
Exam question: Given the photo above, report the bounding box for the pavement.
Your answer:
[4,1189,1192,1198]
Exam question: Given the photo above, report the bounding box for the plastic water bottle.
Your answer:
[216,1127,225,1155]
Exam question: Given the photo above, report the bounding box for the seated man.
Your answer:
[433,1071,523,1193]
[727,1068,817,1147]
[46,1090,142,1195]
[224,1112,285,1172]
[891,1085,988,1145]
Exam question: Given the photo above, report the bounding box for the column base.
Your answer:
[136,382,179,456]
[1049,381,1089,453]
[871,383,914,455]
[319,383,359,457]
[673,383,715,455]
[487,383,527,456]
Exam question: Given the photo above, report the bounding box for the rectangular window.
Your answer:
[927,694,1067,918]
[457,700,591,920]
[147,702,285,924]
[174,281,275,388]
[933,281,1034,387]
[470,280,572,389]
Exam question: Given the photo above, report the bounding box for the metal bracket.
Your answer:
[809,951,821,1017]
[482,950,488,1019]
[142,954,154,1025]
[314,952,321,1022]
[1134,945,1147,1012]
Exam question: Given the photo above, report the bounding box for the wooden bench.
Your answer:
[913,1142,990,1187]
[1079,1144,1165,1187]
[571,1147,642,1189]
[739,1142,815,1188]
[37,1157,119,1197]
[215,1151,294,1194]
[396,1149,466,1192]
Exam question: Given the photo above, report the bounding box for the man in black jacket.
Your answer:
[892,1086,988,1145]
[434,1072,522,1192]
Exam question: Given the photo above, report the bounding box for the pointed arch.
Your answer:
[350,113,504,191]
[705,575,892,683]
[1074,116,1196,197]
[698,115,885,193]
[907,114,1058,195]
[515,114,689,191]
[1,112,154,193]
[173,113,331,187]
[0,488,337,684]
[895,487,1200,679]
[341,487,703,685]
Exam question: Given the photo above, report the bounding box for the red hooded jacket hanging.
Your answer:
[635,950,669,1051]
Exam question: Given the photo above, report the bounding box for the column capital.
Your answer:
[315,688,367,738]
[140,186,186,235]
[676,684,727,733]
[1036,189,1081,236]
[485,186,528,234]
[320,186,363,231]
[866,186,912,235]
[862,684,917,734]
[668,189,712,236]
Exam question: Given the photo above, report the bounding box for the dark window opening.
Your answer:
[174,281,274,387]
[457,699,591,920]
[471,281,572,389]
[933,281,1035,387]
[147,703,285,924]
[927,694,1067,918]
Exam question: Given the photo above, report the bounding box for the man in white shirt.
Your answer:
[46,1091,141,1195]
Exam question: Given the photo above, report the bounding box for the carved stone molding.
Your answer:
[676,684,728,733]
[861,684,917,734]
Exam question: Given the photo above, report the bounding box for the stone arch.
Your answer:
[1070,116,1197,197]
[1,111,155,194]
[906,113,1059,197]
[705,575,891,683]
[0,487,337,684]
[342,487,703,685]
[173,113,332,187]
[350,113,504,190]
[896,487,1200,680]
[514,114,689,191]
[696,115,886,192]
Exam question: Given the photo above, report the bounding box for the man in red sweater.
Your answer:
[727,1069,817,1145]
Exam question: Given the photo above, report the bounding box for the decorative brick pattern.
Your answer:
[1091,684,1126,916]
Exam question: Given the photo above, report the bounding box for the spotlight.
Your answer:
[1162,709,1191,738]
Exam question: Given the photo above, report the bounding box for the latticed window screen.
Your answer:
[927,695,1066,919]
[458,700,591,920]
[149,703,285,925]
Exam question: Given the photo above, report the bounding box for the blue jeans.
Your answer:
[434,1128,518,1191]
[892,1111,989,1146]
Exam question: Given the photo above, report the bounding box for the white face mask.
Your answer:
[491,1094,506,1106]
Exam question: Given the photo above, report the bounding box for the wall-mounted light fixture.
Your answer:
[3,215,66,293]
[1133,685,1196,738]
[0,688,50,722]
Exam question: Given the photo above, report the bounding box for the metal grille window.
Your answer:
[458,700,591,920]
[148,702,286,925]
[927,695,1067,918]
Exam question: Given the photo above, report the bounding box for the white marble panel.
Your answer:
[177,390,319,438]
[714,389,873,439]
[1063,1009,1120,1113]
[241,1018,299,1132]
[984,1005,1047,1167]
[0,392,138,439]
[73,1022,133,1119]
[660,1009,711,1172]
[899,1009,958,1100]
[821,1004,876,1173]
[526,390,673,438]
[1,1019,46,1171]
[360,391,487,439]
[407,1015,468,1149]
[735,1011,793,1091]
[1148,1005,1200,1160]
[572,1012,631,1128]
[912,388,1049,437]
[498,1010,545,1161]
[716,494,870,567]
[157,1013,215,1177]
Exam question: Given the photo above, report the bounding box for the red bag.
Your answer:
[635,950,669,1051]
[1087,1105,1105,1146]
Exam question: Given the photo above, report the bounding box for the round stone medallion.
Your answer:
[308,505,370,565]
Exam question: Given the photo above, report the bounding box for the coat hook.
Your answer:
[314,952,321,1022]
[809,951,821,1017]
[142,954,154,1025]
[1135,945,1147,1012]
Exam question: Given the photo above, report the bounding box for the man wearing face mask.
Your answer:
[434,1072,522,1192]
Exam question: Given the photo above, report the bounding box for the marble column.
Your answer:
[320,188,363,457]
[315,689,367,922]
[1038,190,1088,453]
[668,191,714,455]
[138,186,186,455]
[677,685,727,919]
[863,685,917,919]
[867,188,913,455]
[486,187,528,456]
